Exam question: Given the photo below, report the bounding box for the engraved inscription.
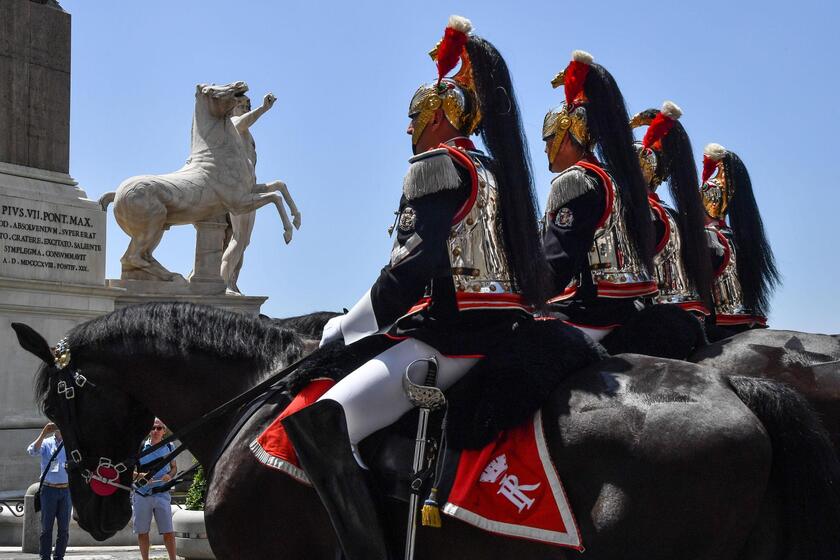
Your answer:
[0,198,105,284]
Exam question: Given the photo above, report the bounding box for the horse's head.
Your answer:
[195,81,249,118]
[12,323,154,541]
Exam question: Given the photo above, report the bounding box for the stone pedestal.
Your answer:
[108,287,268,316]
[107,214,268,315]
[187,215,228,295]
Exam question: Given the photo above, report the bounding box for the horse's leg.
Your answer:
[115,186,182,280]
[229,191,293,244]
[251,181,300,229]
[272,180,301,230]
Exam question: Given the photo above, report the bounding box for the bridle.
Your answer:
[51,337,134,496]
[47,334,309,497]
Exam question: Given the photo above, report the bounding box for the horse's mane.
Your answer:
[35,303,305,409]
[266,311,339,340]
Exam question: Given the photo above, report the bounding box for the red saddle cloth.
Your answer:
[443,410,583,550]
[248,378,337,485]
[250,382,582,550]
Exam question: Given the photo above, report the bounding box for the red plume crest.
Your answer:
[702,143,727,183]
[643,114,675,151]
[436,16,472,85]
[642,101,682,151]
[564,51,593,106]
[702,156,717,184]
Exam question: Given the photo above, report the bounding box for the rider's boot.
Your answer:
[281,399,391,560]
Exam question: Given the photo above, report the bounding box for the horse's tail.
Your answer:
[98,191,116,211]
[728,376,840,558]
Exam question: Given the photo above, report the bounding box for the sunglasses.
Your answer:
[152,426,165,432]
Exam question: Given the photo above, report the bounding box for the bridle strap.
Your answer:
[53,335,347,494]
[135,351,311,464]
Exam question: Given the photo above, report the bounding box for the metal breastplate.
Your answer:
[448,154,517,295]
[585,175,653,291]
[708,226,750,316]
[653,206,701,305]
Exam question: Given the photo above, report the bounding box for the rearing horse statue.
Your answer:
[99,81,299,282]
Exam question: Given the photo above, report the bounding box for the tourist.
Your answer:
[133,419,177,560]
[27,422,71,560]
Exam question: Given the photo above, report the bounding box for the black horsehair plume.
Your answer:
[465,35,551,307]
[724,151,780,315]
[638,107,714,307]
[583,63,655,270]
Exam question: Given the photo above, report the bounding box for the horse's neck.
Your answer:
[189,99,246,160]
[129,357,259,467]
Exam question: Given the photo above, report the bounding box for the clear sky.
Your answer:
[61,0,839,333]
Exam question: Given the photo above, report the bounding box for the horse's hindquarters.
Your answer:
[542,357,771,559]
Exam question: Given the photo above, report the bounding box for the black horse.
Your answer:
[691,329,840,453]
[12,303,840,559]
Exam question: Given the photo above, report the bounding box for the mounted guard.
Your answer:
[540,51,660,347]
[700,143,780,340]
[630,102,713,317]
[277,16,559,560]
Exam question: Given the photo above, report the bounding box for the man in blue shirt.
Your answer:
[133,419,177,560]
[27,422,70,560]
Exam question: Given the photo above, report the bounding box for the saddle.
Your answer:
[269,318,604,498]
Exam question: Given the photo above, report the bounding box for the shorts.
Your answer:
[132,491,173,534]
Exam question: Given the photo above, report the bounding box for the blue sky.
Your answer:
[61,0,839,332]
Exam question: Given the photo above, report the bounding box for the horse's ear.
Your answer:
[11,323,54,365]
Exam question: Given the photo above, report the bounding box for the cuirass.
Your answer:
[709,226,750,316]
[652,205,702,305]
[701,170,730,221]
[583,171,655,297]
[448,154,517,295]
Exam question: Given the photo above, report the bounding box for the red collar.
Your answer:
[648,191,662,203]
[446,137,476,151]
[704,217,728,228]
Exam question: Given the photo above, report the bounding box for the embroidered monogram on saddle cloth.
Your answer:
[443,410,583,550]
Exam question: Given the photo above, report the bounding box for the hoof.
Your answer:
[225,288,243,296]
[293,214,302,230]
[283,230,293,244]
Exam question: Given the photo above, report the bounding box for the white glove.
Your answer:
[319,315,344,348]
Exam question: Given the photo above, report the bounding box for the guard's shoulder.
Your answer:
[546,165,600,213]
[403,148,463,200]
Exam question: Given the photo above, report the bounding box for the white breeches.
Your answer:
[318,338,479,446]
[567,323,614,342]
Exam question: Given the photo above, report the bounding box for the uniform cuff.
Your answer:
[342,289,379,345]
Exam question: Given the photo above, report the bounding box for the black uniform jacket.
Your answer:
[369,147,527,355]
[542,164,640,327]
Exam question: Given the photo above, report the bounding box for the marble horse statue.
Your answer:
[99,81,299,282]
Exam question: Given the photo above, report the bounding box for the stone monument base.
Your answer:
[0,277,121,492]
[108,280,268,316]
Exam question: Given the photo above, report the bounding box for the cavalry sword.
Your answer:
[402,357,446,560]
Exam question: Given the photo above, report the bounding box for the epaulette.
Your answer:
[403,148,462,200]
[546,166,598,214]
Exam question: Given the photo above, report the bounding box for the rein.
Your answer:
[50,337,307,496]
